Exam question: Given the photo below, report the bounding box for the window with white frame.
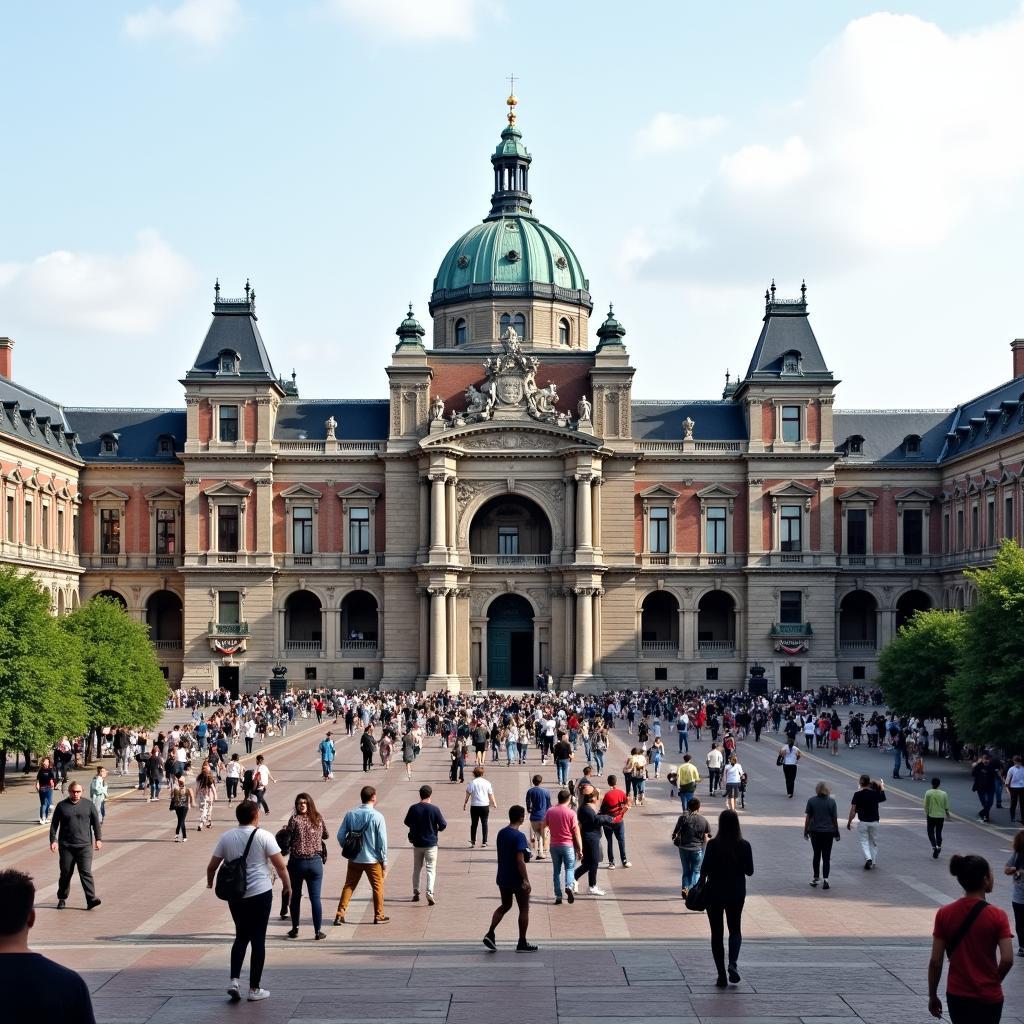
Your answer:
[780,505,802,551]
[100,507,119,554]
[781,406,801,443]
[498,526,519,556]
[292,506,313,554]
[649,506,669,553]
[349,507,370,554]
[705,506,727,554]
[218,404,239,443]
[156,508,176,554]
[218,504,239,552]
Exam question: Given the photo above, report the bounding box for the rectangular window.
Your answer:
[352,666,365,681]
[292,506,313,555]
[852,665,866,681]
[156,508,176,554]
[956,508,964,550]
[73,513,80,555]
[217,505,239,552]
[304,667,317,681]
[705,667,719,682]
[846,508,867,555]
[218,404,239,443]
[654,667,668,681]
[6,495,14,542]
[649,506,669,553]
[780,590,802,624]
[943,512,950,553]
[705,506,726,554]
[1006,494,1014,541]
[987,496,996,546]
[57,508,64,552]
[780,505,802,551]
[903,509,923,556]
[24,501,33,546]
[781,405,801,443]
[971,504,979,548]
[218,590,240,625]
[498,526,519,556]
[348,507,370,554]
[100,508,120,554]
[41,503,49,549]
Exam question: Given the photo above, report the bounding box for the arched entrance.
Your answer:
[896,589,932,630]
[487,594,534,688]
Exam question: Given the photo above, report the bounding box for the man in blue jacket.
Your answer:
[334,786,388,925]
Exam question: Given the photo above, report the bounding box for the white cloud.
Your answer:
[124,0,241,47]
[630,10,1024,282]
[0,231,196,335]
[326,0,486,40]
[633,113,726,156]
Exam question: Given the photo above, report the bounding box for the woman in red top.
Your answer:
[928,853,1013,1023]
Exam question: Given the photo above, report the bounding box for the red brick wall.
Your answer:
[806,401,821,445]
[198,400,212,445]
[762,404,775,443]
[244,400,258,444]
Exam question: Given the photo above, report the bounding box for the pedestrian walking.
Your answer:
[360,726,377,773]
[404,784,447,905]
[35,757,57,825]
[676,754,700,810]
[705,744,723,796]
[1004,755,1024,824]
[649,735,665,778]
[334,785,389,925]
[778,740,800,798]
[450,737,467,783]
[244,718,256,754]
[924,777,952,858]
[672,796,711,900]
[206,799,290,1003]
[723,755,745,813]
[1004,830,1024,959]
[282,793,328,940]
[804,781,839,890]
[464,766,497,848]
[401,729,418,780]
[545,789,582,905]
[847,774,886,869]
[698,808,754,988]
[251,755,274,814]
[553,732,573,787]
[482,805,537,952]
[225,753,241,802]
[600,774,630,868]
[195,764,218,831]
[319,733,336,780]
[170,774,194,841]
[574,787,613,896]
[928,854,1013,1023]
[525,775,551,860]
[49,781,102,911]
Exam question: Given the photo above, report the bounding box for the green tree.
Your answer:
[61,595,166,762]
[877,608,966,720]
[0,568,86,791]
[948,540,1024,749]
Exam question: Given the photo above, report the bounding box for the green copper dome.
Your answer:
[429,111,592,315]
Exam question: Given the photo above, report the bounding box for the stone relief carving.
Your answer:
[455,481,479,519]
[470,588,499,616]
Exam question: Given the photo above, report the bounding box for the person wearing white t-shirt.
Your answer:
[1006,755,1024,824]
[802,719,815,751]
[723,756,745,813]
[706,745,725,796]
[206,800,290,1003]
[463,766,497,847]
[244,719,257,754]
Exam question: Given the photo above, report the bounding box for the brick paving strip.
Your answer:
[1,709,1022,1022]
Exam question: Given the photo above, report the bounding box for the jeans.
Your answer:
[556,759,571,785]
[39,787,53,820]
[506,742,517,764]
[57,844,97,902]
[926,816,945,850]
[412,846,438,896]
[225,777,238,800]
[946,993,1003,1024]
[809,832,834,879]
[603,821,627,864]
[857,820,880,863]
[679,790,694,811]
[174,806,188,838]
[148,778,161,799]
[677,731,689,753]
[517,743,527,764]
[892,747,903,777]
[593,748,605,771]
[336,861,385,920]
[583,738,591,763]
[321,759,333,778]
[228,889,272,988]
[470,806,490,845]
[253,788,269,814]
[550,844,576,897]
[678,847,703,890]
[1009,788,1024,823]
[707,898,745,976]
[651,753,662,775]
[288,855,324,932]
[978,787,996,820]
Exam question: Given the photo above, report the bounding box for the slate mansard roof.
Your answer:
[631,401,747,442]
[275,400,390,441]
[0,376,81,461]
[65,409,187,462]
[185,292,278,384]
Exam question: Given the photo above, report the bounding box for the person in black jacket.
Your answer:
[698,808,753,988]
[360,726,377,773]
[49,782,103,911]
[573,787,614,897]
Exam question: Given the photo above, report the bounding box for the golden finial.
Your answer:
[506,72,518,125]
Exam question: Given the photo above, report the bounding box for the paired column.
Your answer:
[575,586,594,677]
[446,588,457,676]
[575,473,593,553]
[429,472,447,557]
[429,586,447,677]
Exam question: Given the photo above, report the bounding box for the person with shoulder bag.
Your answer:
[672,796,711,900]
[778,741,801,798]
[334,785,389,926]
[279,792,328,940]
[169,775,194,842]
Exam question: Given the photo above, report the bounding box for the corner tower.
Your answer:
[428,92,593,351]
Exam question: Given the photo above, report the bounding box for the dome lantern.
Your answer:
[488,89,534,221]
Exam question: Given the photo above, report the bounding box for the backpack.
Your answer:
[214,827,259,901]
[341,825,365,860]
[242,768,255,794]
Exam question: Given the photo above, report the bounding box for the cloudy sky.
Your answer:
[2,1,1022,411]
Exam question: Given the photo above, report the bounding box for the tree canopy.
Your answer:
[877,608,966,720]
[0,568,87,757]
[948,540,1024,750]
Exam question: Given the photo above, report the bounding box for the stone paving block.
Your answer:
[687,994,850,1017]
[91,997,169,1024]
[557,1018,697,1024]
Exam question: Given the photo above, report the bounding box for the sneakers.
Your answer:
[315,931,327,940]
[516,940,538,952]
[554,896,563,905]
[822,881,831,891]
[482,932,497,951]
[589,886,607,896]
[426,893,436,906]
[810,878,818,887]
[727,966,741,984]
[864,859,873,870]
[286,927,299,939]
[715,975,728,988]
[182,837,188,843]
[607,862,616,870]
[227,980,241,1002]
[333,914,345,926]
[933,847,941,859]
[373,916,390,924]
[56,899,66,910]
[247,988,270,1002]
[566,886,574,904]
[622,861,632,868]
[412,891,420,902]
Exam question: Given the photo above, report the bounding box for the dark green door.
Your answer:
[487,594,533,689]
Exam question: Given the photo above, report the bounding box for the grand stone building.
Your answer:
[4,99,1024,694]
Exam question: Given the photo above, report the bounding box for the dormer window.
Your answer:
[847,435,864,455]
[99,432,119,456]
[156,435,175,455]
[781,350,802,375]
[217,349,240,375]
[904,434,921,455]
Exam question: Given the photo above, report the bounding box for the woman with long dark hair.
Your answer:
[283,792,328,939]
[698,808,753,988]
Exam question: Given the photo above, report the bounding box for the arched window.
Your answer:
[454,318,467,345]
[500,313,526,338]
[558,318,570,346]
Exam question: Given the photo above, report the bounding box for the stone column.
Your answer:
[591,476,602,552]
[446,477,457,557]
[575,587,594,677]
[429,473,447,559]
[446,588,457,677]
[747,478,764,556]
[418,589,429,676]
[255,477,273,555]
[575,473,593,553]
[429,587,447,677]
[564,478,575,555]
[418,477,430,554]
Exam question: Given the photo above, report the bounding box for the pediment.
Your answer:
[640,484,681,500]
[88,486,130,502]
[999,469,1018,485]
[337,484,379,501]
[5,466,23,484]
[966,479,981,495]
[836,487,878,504]
[204,480,252,498]
[894,488,934,503]
[421,422,602,454]
[769,481,817,498]
[145,487,184,502]
[281,483,324,500]
[696,483,739,500]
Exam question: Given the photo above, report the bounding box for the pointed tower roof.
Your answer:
[741,280,832,383]
[185,280,279,384]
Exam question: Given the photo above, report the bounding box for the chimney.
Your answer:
[0,338,13,380]
[1013,339,1024,380]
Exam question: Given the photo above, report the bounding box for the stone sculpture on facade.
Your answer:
[683,416,695,440]
[431,395,445,422]
[325,415,337,440]
[577,394,592,422]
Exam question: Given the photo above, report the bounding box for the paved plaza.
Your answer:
[2,711,1023,1023]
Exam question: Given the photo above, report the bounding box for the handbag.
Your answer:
[341,826,365,860]
[321,839,329,864]
[275,825,292,857]
[215,827,259,901]
[684,879,708,912]
[776,753,785,766]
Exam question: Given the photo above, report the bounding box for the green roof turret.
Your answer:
[596,303,626,348]
[395,303,425,349]
[487,90,534,220]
